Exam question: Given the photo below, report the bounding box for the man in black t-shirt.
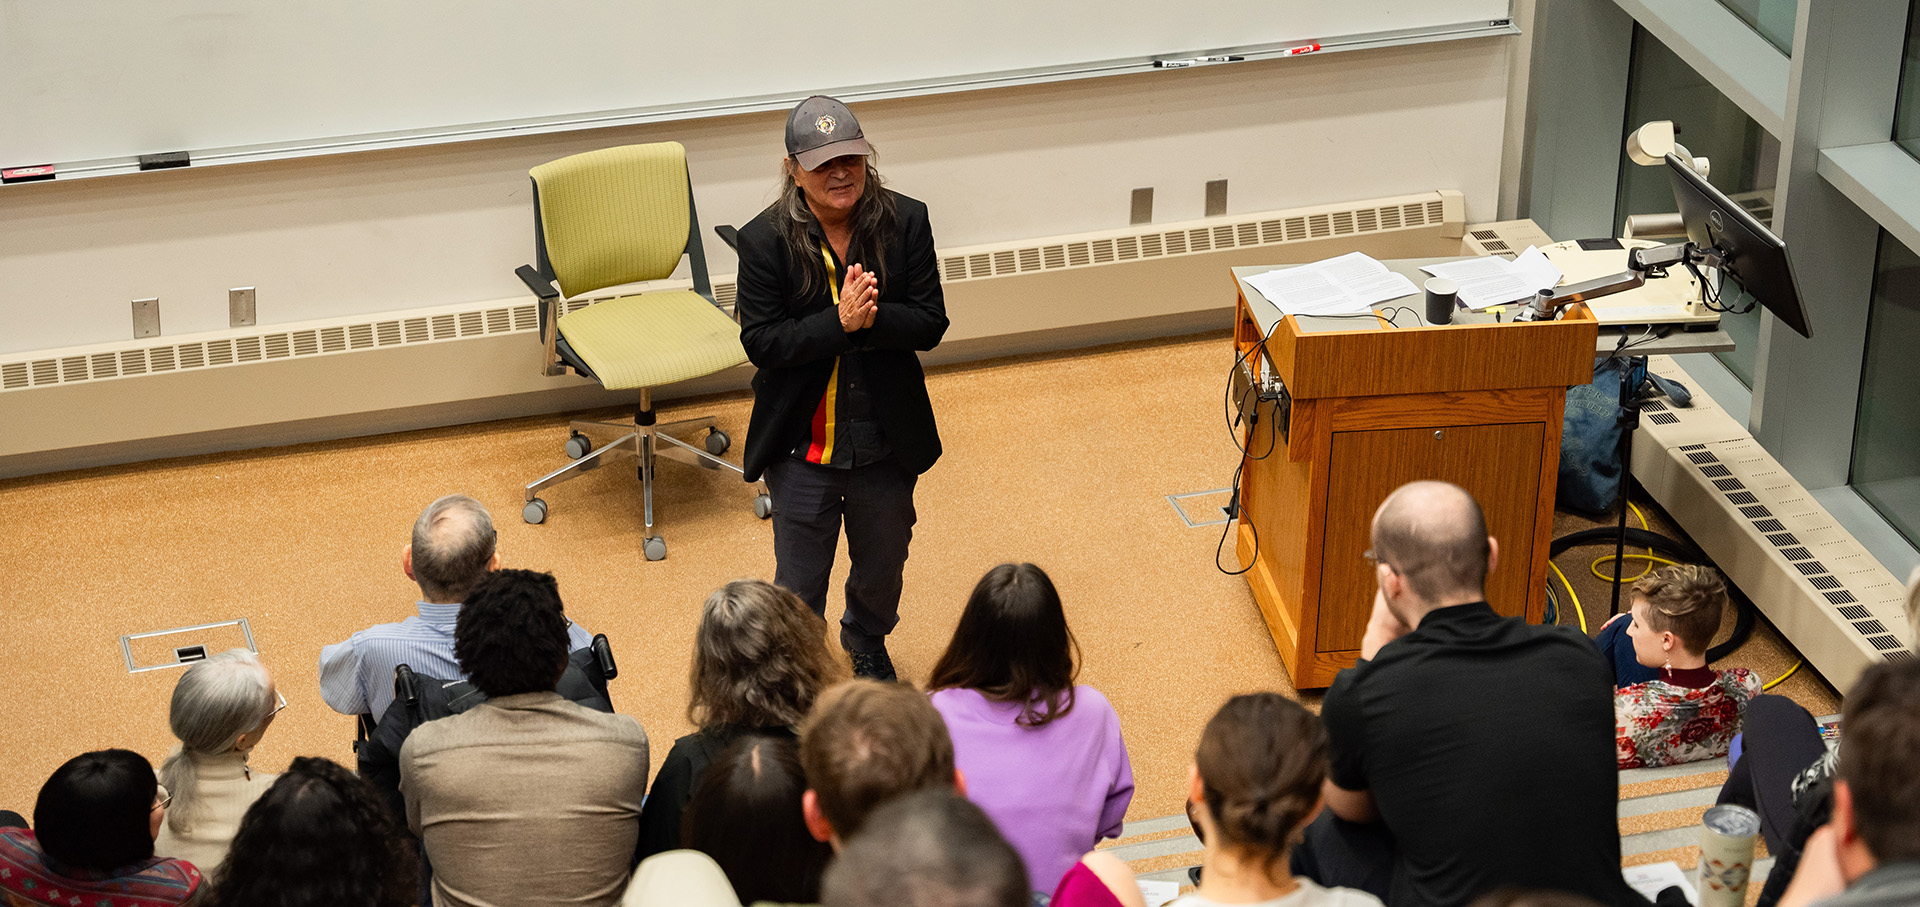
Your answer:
[1293,481,1649,907]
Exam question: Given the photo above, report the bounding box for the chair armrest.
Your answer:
[516,264,559,299]
[714,225,739,251]
[395,664,420,708]
[592,633,618,681]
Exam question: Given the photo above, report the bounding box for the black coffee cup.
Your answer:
[1424,278,1458,325]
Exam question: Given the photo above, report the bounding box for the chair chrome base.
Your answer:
[522,392,771,561]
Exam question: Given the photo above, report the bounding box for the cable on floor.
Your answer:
[1548,560,1587,635]
[1764,659,1804,691]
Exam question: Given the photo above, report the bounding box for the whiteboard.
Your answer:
[0,0,1510,172]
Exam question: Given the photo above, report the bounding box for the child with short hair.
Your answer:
[1598,564,1761,768]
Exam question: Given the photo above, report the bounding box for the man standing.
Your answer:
[401,569,648,907]
[320,494,592,719]
[734,96,950,682]
[1295,480,1645,907]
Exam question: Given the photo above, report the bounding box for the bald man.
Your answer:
[1293,481,1648,907]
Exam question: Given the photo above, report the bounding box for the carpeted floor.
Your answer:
[0,330,1833,892]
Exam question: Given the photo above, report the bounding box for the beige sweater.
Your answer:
[402,691,650,907]
[153,750,277,877]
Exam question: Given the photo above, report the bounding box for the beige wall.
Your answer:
[0,37,1513,357]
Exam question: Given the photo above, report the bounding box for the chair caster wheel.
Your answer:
[705,428,730,455]
[753,493,774,520]
[523,498,549,525]
[643,536,667,561]
[565,433,592,459]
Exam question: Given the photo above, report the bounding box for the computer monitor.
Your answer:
[1665,152,1812,338]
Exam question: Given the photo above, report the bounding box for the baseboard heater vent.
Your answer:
[937,198,1450,283]
[0,189,1466,474]
[1631,357,1914,692]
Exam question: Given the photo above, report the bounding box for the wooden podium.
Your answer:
[1232,265,1598,689]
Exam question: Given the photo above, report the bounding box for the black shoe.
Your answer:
[849,645,897,682]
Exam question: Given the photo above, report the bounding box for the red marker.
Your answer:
[1285,43,1322,55]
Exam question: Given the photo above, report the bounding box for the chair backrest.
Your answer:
[531,142,693,299]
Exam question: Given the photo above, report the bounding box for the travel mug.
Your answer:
[1697,804,1760,907]
[1423,278,1457,325]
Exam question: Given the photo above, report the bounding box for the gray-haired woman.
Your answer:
[632,579,841,861]
[154,648,282,874]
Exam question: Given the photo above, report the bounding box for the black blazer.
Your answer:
[735,191,949,481]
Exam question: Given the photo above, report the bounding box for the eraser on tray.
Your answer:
[1,164,56,183]
[138,151,192,170]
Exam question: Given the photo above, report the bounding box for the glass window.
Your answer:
[1851,231,1920,547]
[1616,26,1779,387]
[1715,0,1796,55]
[1896,0,1920,159]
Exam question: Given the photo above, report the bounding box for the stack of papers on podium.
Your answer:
[1245,252,1419,316]
[1420,246,1564,311]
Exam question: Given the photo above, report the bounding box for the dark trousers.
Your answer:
[1594,616,1660,688]
[1291,808,1396,901]
[764,456,917,653]
[1717,694,1828,854]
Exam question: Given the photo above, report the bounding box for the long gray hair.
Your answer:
[687,579,841,730]
[158,649,274,833]
[777,150,898,303]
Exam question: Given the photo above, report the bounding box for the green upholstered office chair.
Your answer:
[513,142,770,561]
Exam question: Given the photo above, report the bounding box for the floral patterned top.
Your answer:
[0,827,201,907]
[1615,668,1761,769]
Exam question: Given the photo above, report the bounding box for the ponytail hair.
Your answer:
[159,649,274,833]
[1194,693,1328,880]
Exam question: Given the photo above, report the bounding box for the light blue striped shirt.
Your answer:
[319,601,594,719]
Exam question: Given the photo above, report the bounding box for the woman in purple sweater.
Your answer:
[926,562,1135,894]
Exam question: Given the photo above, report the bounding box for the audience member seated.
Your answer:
[926,563,1135,895]
[1775,658,1920,907]
[201,756,416,907]
[800,679,964,847]
[621,680,962,907]
[401,568,649,907]
[621,850,747,907]
[320,494,592,718]
[636,579,840,860]
[154,648,283,875]
[1717,569,1919,907]
[1469,893,1606,907]
[1293,481,1645,907]
[821,789,1030,907]
[681,734,834,904]
[1173,693,1381,907]
[1047,852,1148,907]
[0,750,202,907]
[1591,565,1759,768]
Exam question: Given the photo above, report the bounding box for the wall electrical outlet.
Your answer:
[1205,179,1229,217]
[1130,187,1154,225]
[131,298,161,338]
[229,287,256,327]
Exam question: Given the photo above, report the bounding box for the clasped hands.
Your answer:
[837,263,878,333]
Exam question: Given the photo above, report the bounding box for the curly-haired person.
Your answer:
[635,579,841,860]
[201,757,415,907]
[400,568,649,907]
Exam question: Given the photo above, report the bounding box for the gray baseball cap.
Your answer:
[786,95,872,171]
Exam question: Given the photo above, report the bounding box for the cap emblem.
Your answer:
[815,115,837,136]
